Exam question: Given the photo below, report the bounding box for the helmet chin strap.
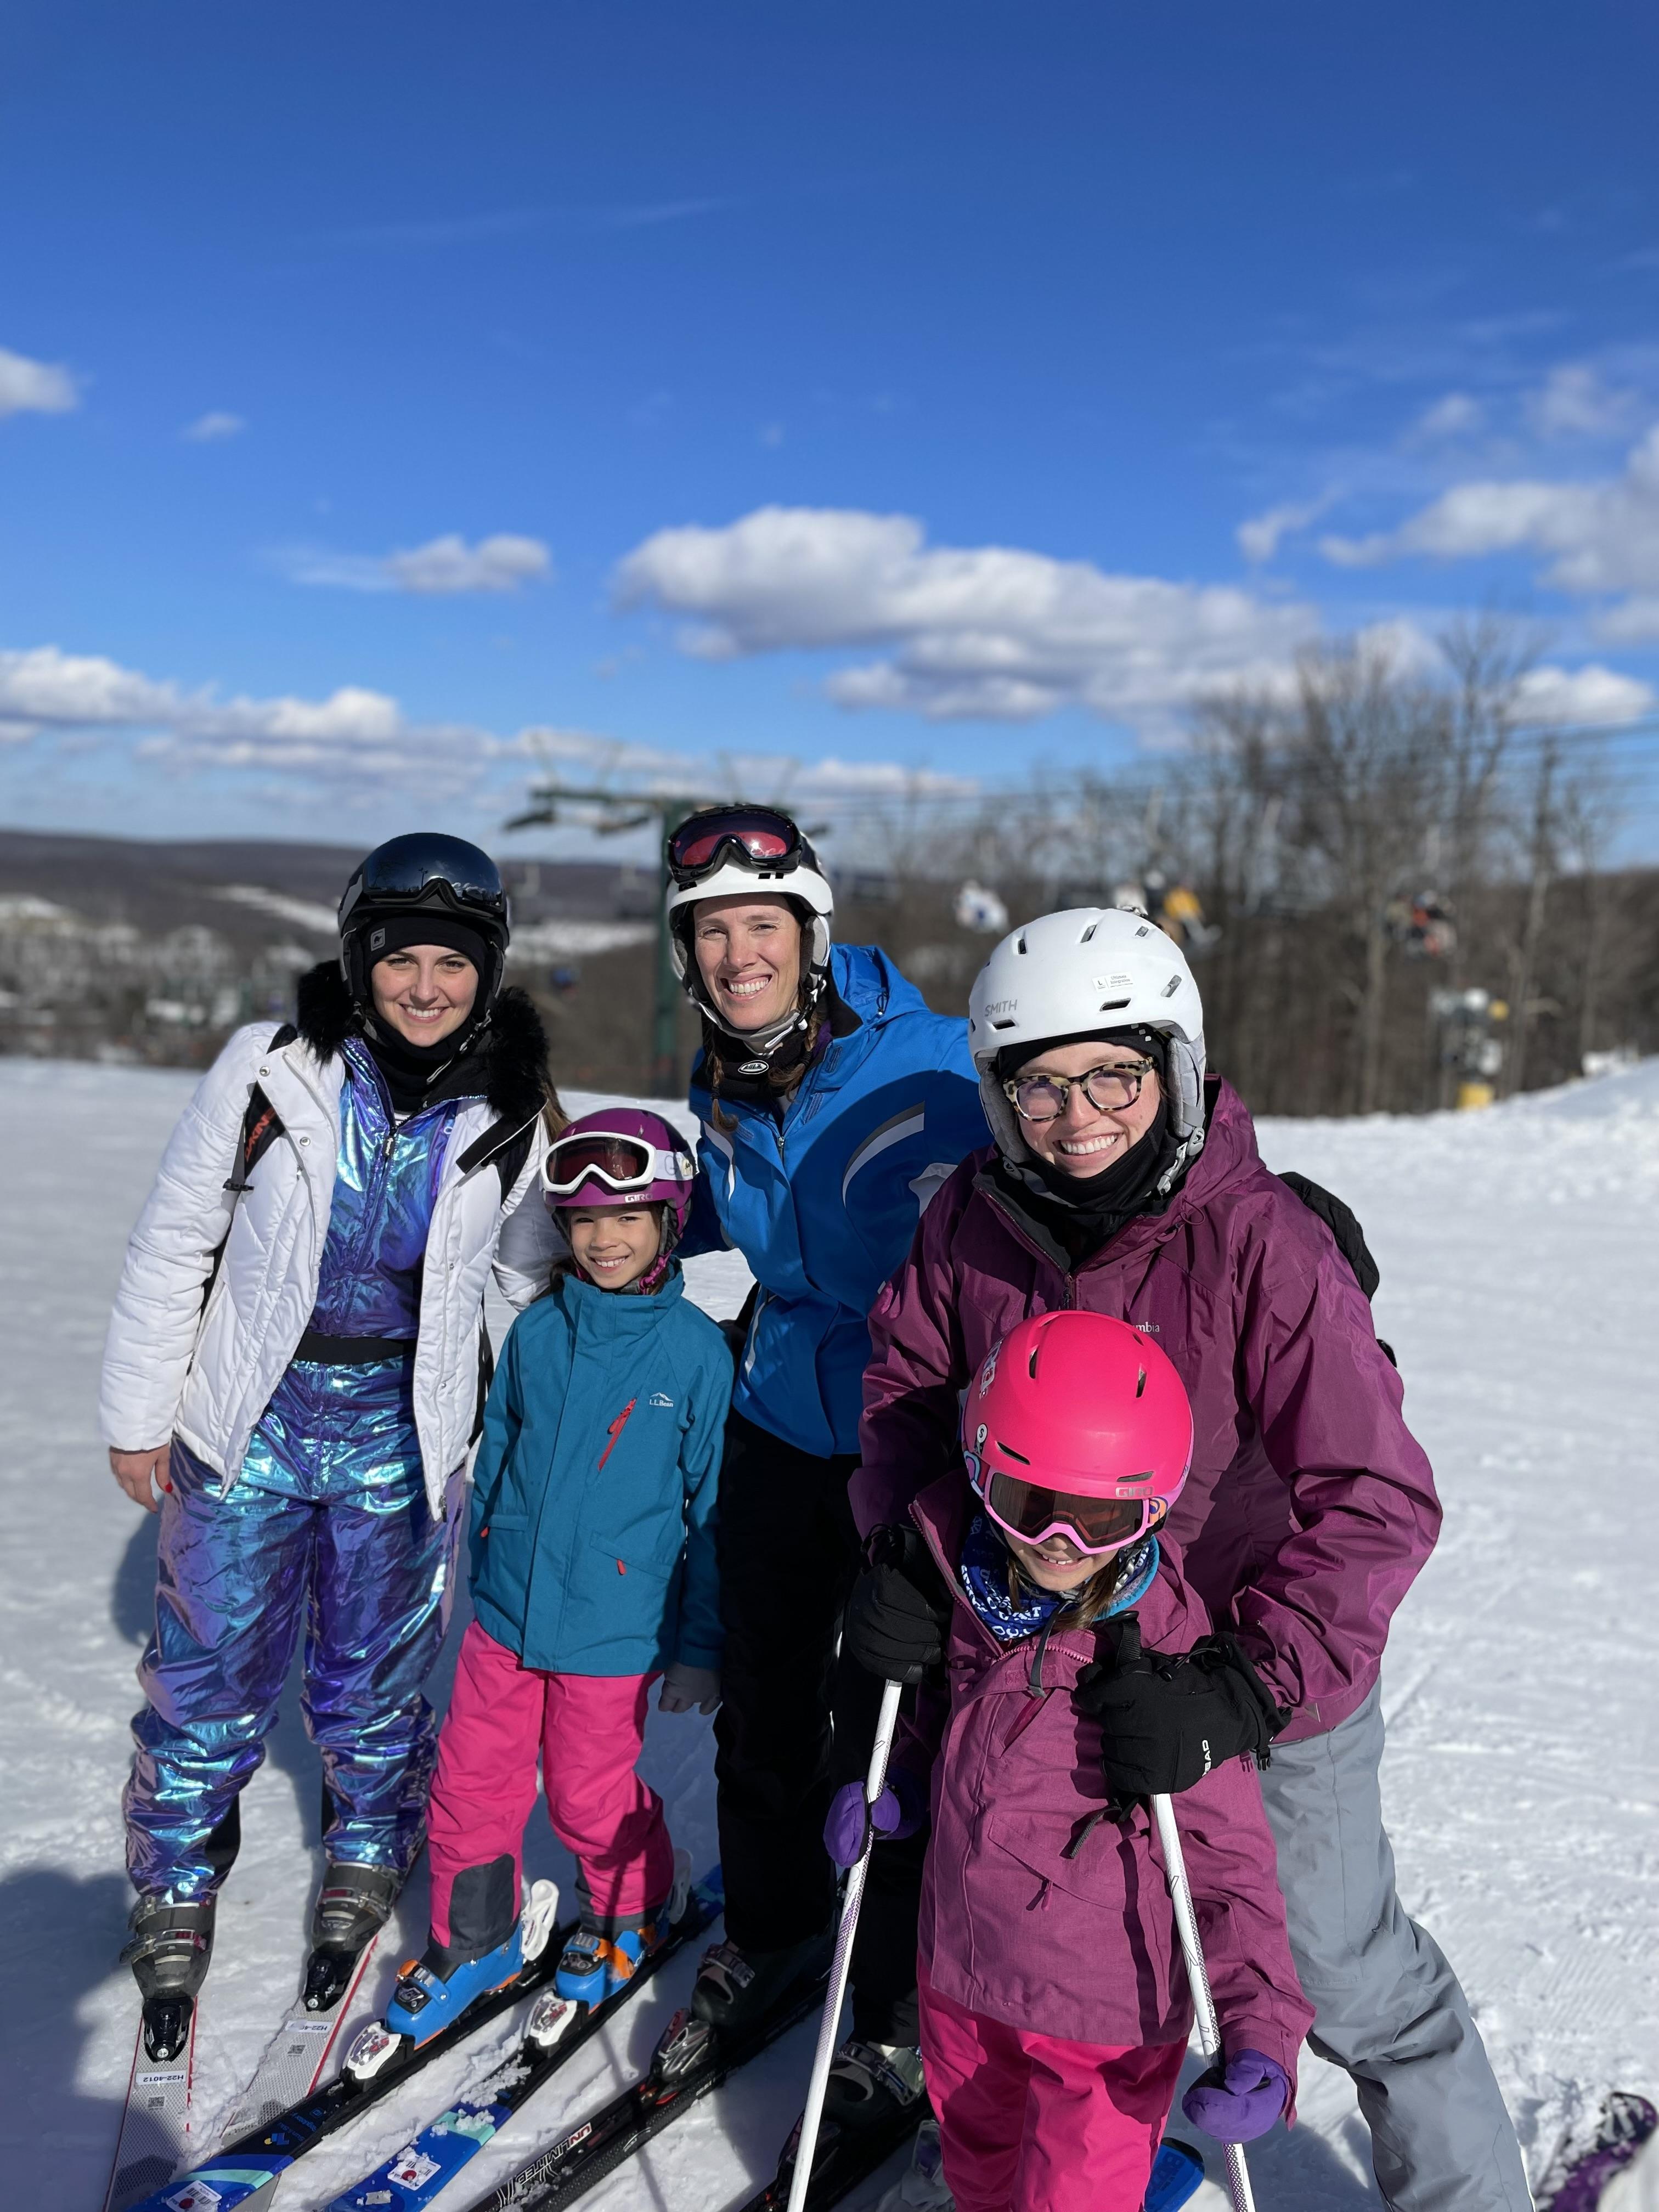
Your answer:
[697,966,826,1061]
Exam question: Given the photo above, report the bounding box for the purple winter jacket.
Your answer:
[906,1470,1314,2074]
[854,1077,1441,1742]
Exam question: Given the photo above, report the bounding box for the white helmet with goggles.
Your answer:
[664,805,834,992]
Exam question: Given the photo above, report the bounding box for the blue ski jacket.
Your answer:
[680,943,988,1459]
[467,1268,730,1677]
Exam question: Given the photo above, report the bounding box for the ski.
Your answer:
[731,2097,924,2212]
[460,1974,832,2211]
[326,1871,724,2212]
[103,2003,199,2212]
[1537,2092,1657,2212]
[216,1929,384,2145]
[111,1883,571,2212]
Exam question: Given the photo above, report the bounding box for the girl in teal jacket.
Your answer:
[385,1109,731,2042]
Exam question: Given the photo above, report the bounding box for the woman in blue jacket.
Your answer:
[665,805,988,2131]
[384,1108,730,2039]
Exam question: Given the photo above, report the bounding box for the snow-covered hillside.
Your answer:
[2,1058,1656,2208]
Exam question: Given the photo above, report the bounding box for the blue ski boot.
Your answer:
[384,1875,558,2049]
[554,1850,690,2007]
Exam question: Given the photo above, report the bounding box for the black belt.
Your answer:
[293,1329,417,1366]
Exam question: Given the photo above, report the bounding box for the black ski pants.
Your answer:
[712,1407,927,2046]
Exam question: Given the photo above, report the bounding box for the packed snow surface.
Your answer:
[3,1057,1657,2208]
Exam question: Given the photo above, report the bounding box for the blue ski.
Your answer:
[326,1871,723,2212]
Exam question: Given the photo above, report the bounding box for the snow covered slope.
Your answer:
[1,1058,1655,2208]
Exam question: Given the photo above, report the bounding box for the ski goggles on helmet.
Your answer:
[541,1130,691,1200]
[665,805,806,888]
[964,1452,1159,1558]
[338,833,509,934]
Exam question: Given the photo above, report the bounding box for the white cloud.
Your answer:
[0,346,80,418]
[183,411,246,442]
[1319,423,1659,637]
[1410,391,1485,442]
[1510,662,1654,726]
[1524,363,1639,441]
[284,532,552,595]
[615,505,1316,728]
[1237,494,1335,565]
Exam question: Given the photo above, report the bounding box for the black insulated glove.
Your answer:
[843,1524,954,1685]
[1073,1616,1289,1798]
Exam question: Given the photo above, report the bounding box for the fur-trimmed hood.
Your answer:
[294,960,554,1125]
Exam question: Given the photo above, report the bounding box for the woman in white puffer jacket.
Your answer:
[100,833,561,2055]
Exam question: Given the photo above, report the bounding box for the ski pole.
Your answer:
[786,1674,906,2212]
[1153,1792,1259,2212]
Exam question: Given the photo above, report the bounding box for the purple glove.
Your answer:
[1180,2050,1290,2143]
[822,1769,927,1870]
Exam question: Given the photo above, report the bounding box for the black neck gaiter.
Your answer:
[991,1094,1181,1267]
[360,1009,490,1116]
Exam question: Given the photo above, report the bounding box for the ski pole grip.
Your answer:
[785,1677,905,2212]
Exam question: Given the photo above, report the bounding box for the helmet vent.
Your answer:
[1161,975,1181,998]
[1014,932,1028,956]
[1135,924,1151,938]
[1098,996,1131,1011]
[1079,920,1099,943]
[1136,1366,1147,1397]
[995,1439,1030,1465]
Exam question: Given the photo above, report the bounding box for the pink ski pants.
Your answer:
[919,1964,1187,2212]
[426,1620,674,1943]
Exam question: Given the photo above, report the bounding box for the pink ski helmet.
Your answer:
[540,1107,697,1237]
[961,1310,1193,1558]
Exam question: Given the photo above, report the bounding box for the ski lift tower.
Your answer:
[506,782,706,1096]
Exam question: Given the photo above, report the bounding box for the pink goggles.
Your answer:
[964,1451,1160,1558]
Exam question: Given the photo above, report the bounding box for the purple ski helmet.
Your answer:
[540,1107,697,1239]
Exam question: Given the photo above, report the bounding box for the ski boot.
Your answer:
[304,1862,403,2012]
[690,1926,833,2030]
[823,2036,928,2130]
[874,2115,950,2210]
[120,1893,216,2062]
[382,1878,557,2050]
[554,1850,691,2007]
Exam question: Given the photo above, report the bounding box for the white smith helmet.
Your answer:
[967,907,1207,1164]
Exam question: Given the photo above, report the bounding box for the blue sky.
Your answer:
[5,1,1659,853]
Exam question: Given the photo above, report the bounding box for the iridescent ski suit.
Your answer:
[110,969,557,1900]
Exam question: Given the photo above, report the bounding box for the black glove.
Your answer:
[1073,1616,1289,1797]
[843,1525,954,1685]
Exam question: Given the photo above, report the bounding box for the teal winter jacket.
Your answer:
[467,1267,730,1676]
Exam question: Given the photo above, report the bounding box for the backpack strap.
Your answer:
[224,1023,298,1193]
[454,1105,544,1200]
[1278,1169,1397,1368]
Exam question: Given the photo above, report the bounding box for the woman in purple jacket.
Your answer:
[848,905,1530,2212]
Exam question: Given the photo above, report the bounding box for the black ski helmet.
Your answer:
[338,833,511,1007]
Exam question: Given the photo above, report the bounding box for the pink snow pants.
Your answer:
[426,1620,674,1943]
[918,1965,1186,2212]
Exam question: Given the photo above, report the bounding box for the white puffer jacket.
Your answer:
[100,981,560,1516]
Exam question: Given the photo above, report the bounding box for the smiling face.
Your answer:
[691,894,804,1034]
[369,944,479,1046]
[1007,1529,1098,1594]
[1014,1038,1163,1180]
[564,1204,663,1291]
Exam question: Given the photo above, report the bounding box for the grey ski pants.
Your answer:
[1259,1681,1532,2212]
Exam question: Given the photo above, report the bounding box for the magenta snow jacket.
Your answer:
[854,1077,1441,1742]
[905,1471,1314,2072]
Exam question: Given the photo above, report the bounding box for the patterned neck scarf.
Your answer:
[956,1511,1159,1644]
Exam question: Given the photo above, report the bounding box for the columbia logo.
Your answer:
[648,1392,674,1408]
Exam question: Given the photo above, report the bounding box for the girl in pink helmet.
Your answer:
[382,1108,733,2043]
[828,1308,1312,2212]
